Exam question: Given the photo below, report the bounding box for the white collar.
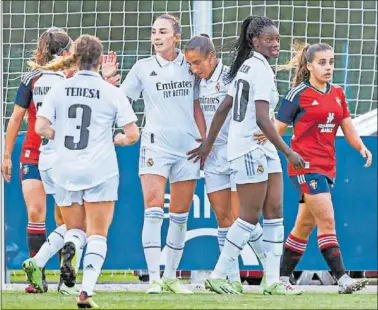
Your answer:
[155,49,185,67]
[74,70,102,78]
[200,60,224,86]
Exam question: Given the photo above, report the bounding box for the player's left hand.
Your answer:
[254,132,268,145]
[187,138,212,166]
[101,51,119,79]
[360,146,372,167]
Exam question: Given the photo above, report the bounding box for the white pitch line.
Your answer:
[2,283,377,294]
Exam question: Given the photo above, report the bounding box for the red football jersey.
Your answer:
[14,70,43,164]
[276,81,350,178]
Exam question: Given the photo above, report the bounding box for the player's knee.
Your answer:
[263,202,283,219]
[216,211,235,228]
[143,189,165,208]
[27,205,46,222]
[293,220,315,239]
[318,216,335,233]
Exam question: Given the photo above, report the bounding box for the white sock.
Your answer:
[34,224,67,268]
[142,207,164,284]
[247,223,266,269]
[75,245,84,274]
[263,218,284,286]
[218,227,241,282]
[81,235,107,296]
[211,218,254,280]
[217,227,228,252]
[162,212,189,280]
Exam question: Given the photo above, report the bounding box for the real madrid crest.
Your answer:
[257,164,264,174]
[147,158,154,167]
[215,81,220,92]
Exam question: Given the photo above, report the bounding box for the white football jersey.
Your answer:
[121,49,200,157]
[38,70,137,191]
[34,70,66,171]
[199,61,232,145]
[227,51,279,161]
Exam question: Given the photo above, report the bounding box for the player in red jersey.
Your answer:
[1,28,73,293]
[272,42,372,294]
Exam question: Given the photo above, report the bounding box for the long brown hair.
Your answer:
[28,27,72,70]
[35,35,103,72]
[277,42,333,87]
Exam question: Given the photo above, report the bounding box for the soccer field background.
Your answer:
[3,0,377,131]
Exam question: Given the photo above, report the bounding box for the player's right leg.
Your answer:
[78,175,119,308]
[280,199,315,287]
[20,163,48,293]
[206,149,268,294]
[204,167,241,293]
[297,173,368,294]
[139,146,171,294]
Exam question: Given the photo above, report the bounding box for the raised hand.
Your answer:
[101,51,119,79]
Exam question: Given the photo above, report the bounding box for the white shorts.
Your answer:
[55,175,119,207]
[40,169,55,195]
[139,146,200,183]
[204,144,236,193]
[230,148,282,185]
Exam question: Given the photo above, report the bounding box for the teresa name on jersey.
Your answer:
[65,87,100,99]
[156,80,192,98]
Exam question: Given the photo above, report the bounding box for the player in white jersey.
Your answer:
[22,33,121,297]
[35,35,140,308]
[1,27,75,294]
[188,16,305,295]
[184,34,243,293]
[121,14,206,294]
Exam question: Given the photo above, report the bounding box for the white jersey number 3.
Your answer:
[64,103,92,150]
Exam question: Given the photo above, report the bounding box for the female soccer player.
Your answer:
[121,14,206,294]
[21,32,120,296]
[184,34,242,292]
[1,27,73,293]
[35,34,139,308]
[187,16,304,295]
[273,42,372,294]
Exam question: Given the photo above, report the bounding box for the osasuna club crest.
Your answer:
[309,179,317,190]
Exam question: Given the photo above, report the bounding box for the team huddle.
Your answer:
[1,14,373,309]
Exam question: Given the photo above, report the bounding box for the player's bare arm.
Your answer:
[187,94,233,162]
[114,122,140,146]
[340,117,372,167]
[35,116,55,140]
[1,105,27,182]
[254,115,288,144]
[193,99,207,139]
[255,100,305,170]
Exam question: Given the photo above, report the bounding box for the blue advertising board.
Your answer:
[4,135,377,271]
